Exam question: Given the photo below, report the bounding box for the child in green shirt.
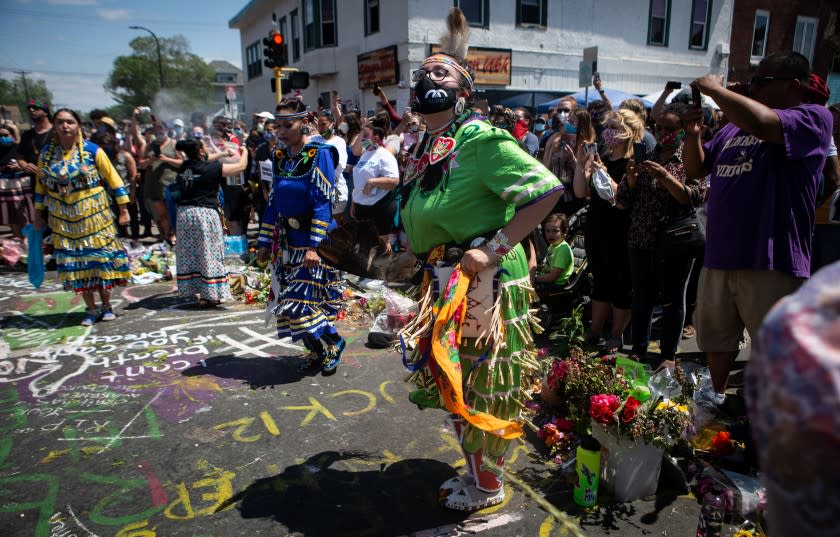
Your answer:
[534,213,574,289]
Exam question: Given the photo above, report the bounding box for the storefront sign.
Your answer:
[430,45,512,86]
[358,46,399,89]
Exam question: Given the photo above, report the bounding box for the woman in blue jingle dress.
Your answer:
[257,99,345,375]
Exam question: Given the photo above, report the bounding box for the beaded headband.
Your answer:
[274,111,309,121]
[422,54,474,90]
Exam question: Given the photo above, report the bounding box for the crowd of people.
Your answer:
[0,5,838,518]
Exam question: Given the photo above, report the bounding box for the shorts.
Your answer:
[695,268,803,352]
[354,192,396,236]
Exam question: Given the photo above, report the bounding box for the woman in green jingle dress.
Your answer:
[400,8,563,511]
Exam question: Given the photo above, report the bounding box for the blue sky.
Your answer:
[0,0,243,112]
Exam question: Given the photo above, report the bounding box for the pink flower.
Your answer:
[589,394,620,425]
[546,359,568,389]
[550,417,575,431]
[525,400,543,412]
[537,347,550,358]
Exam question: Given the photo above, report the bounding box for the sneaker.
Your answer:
[713,392,727,406]
[80,309,100,327]
[100,308,116,321]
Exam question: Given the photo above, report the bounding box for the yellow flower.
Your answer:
[656,401,689,414]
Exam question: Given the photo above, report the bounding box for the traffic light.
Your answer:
[263,30,285,68]
[270,76,293,94]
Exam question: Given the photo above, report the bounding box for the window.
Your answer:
[216,73,236,83]
[291,9,300,62]
[793,16,818,64]
[647,0,671,46]
[516,0,547,27]
[279,16,289,65]
[365,0,380,35]
[456,0,488,29]
[689,0,712,50]
[303,0,337,51]
[751,10,770,62]
[245,41,261,80]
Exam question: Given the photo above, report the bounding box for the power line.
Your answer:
[0,67,108,77]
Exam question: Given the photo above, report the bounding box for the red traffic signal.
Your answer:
[272,32,284,46]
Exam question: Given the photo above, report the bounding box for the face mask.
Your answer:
[234,128,243,137]
[321,128,333,138]
[361,139,375,151]
[563,121,577,135]
[0,136,13,145]
[410,125,419,133]
[264,131,274,141]
[338,123,349,134]
[602,128,623,147]
[656,129,685,150]
[558,111,570,123]
[256,123,265,133]
[535,123,546,133]
[412,76,457,114]
[174,126,183,135]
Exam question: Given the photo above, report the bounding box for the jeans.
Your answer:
[628,248,695,359]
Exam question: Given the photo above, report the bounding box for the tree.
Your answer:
[0,77,53,123]
[105,35,215,119]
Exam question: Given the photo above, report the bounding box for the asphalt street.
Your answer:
[0,271,703,537]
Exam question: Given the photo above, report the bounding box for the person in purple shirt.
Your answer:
[682,51,832,407]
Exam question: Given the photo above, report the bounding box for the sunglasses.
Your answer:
[749,75,796,88]
[278,122,298,129]
[557,108,571,114]
[411,66,451,83]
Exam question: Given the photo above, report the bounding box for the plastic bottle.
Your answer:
[573,435,601,507]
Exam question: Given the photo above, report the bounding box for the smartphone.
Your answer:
[593,72,600,83]
[584,142,598,155]
[633,142,648,163]
[373,84,382,96]
[366,110,374,117]
[665,80,682,91]
[150,142,161,158]
[691,84,702,107]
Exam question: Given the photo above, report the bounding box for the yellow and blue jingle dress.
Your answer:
[35,139,131,293]
[258,142,343,348]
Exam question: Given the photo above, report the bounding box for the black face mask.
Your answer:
[412,76,457,114]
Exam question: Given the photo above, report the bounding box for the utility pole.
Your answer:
[15,70,31,100]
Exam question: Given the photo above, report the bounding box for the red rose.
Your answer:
[711,431,735,456]
[621,396,641,424]
[589,394,620,425]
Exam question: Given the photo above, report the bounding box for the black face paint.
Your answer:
[412,76,457,114]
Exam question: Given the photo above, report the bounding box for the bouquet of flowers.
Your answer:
[590,393,692,449]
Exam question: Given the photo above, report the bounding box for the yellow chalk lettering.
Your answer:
[212,417,261,442]
[378,381,396,405]
[259,411,280,436]
[163,482,195,521]
[193,469,236,516]
[279,397,336,426]
[328,389,376,416]
[539,514,556,537]
[115,519,157,537]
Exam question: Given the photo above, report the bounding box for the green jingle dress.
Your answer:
[401,117,563,457]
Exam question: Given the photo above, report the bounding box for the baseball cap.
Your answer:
[99,117,117,131]
[27,98,50,114]
[173,118,185,128]
[255,111,274,120]
[807,73,830,105]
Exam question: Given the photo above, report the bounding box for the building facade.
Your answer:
[727,0,838,84]
[229,0,734,117]
[209,60,246,121]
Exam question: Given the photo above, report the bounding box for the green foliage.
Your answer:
[549,303,586,357]
[105,35,215,114]
[0,77,53,122]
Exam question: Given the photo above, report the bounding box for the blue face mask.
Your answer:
[563,121,577,135]
[0,136,13,145]
[535,123,546,133]
[264,131,274,141]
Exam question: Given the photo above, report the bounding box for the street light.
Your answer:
[129,25,164,89]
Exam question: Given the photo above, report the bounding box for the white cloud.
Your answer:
[31,71,116,112]
[33,59,48,66]
[97,8,132,21]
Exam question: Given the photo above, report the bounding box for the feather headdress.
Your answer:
[439,7,470,62]
[423,8,474,89]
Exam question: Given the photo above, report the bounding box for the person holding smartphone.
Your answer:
[616,102,706,367]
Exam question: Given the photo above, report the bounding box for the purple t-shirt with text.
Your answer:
[702,104,832,277]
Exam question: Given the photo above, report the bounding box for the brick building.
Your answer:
[728,0,838,83]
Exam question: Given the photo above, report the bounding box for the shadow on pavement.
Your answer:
[181,354,319,388]
[217,450,468,537]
